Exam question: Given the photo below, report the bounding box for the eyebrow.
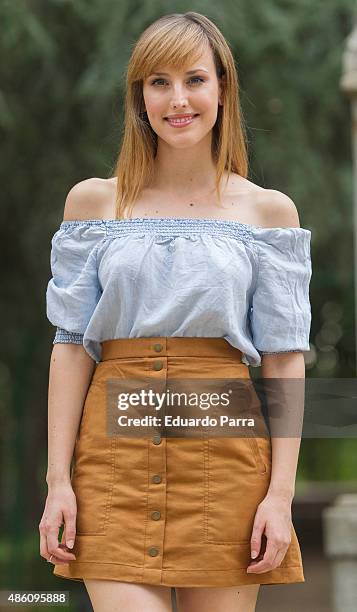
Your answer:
[150,68,209,76]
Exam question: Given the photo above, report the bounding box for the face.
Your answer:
[142,46,223,149]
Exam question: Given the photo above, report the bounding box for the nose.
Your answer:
[170,82,188,109]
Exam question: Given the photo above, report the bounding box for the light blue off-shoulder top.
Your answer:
[45,216,312,367]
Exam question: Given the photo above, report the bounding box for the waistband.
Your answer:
[101,337,244,361]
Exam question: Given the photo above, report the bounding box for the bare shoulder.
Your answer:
[225,175,300,228]
[63,177,115,221]
[255,189,300,228]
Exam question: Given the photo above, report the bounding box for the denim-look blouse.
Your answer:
[45,216,312,367]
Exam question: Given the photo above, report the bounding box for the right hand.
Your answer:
[39,482,77,565]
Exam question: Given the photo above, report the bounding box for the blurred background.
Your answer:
[1,1,357,610]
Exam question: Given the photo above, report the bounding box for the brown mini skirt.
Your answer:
[53,336,304,587]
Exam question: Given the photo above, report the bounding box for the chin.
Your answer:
[160,129,210,146]
[166,138,204,149]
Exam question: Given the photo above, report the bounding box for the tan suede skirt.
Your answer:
[53,337,304,587]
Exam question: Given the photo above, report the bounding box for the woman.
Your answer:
[39,11,312,612]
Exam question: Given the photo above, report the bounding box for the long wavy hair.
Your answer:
[111,11,248,220]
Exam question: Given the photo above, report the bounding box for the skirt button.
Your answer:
[153,343,163,352]
[151,511,161,520]
[152,474,162,484]
[153,361,163,371]
[152,433,161,445]
[148,547,159,557]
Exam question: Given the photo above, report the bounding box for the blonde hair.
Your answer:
[111,11,248,220]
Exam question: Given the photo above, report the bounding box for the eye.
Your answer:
[189,77,205,85]
[150,79,166,86]
[150,77,205,86]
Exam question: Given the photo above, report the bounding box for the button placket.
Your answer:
[142,345,167,580]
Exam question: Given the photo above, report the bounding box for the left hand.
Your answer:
[247,494,292,574]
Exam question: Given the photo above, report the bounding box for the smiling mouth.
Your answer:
[165,114,199,127]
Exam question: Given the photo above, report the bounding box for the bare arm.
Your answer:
[46,343,96,487]
[247,352,306,575]
[39,344,96,565]
[262,351,305,503]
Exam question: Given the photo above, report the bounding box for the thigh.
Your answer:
[84,579,173,612]
[176,584,260,612]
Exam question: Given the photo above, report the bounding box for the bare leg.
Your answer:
[83,579,173,612]
[176,584,260,612]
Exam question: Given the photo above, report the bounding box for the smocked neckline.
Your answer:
[59,216,311,233]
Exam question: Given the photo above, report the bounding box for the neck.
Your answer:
[151,136,219,196]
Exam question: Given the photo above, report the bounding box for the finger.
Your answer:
[47,527,76,562]
[47,554,69,565]
[270,548,286,570]
[47,541,77,562]
[62,507,77,549]
[270,542,290,570]
[39,529,50,560]
[247,539,279,573]
[61,523,67,549]
[250,521,265,559]
[41,529,68,565]
[39,520,64,560]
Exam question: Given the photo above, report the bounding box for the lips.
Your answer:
[165,114,199,127]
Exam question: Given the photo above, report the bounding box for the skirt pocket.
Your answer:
[203,436,271,544]
[71,379,116,536]
[247,435,271,475]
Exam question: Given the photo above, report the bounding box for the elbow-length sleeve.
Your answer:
[46,221,106,345]
[249,226,312,355]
